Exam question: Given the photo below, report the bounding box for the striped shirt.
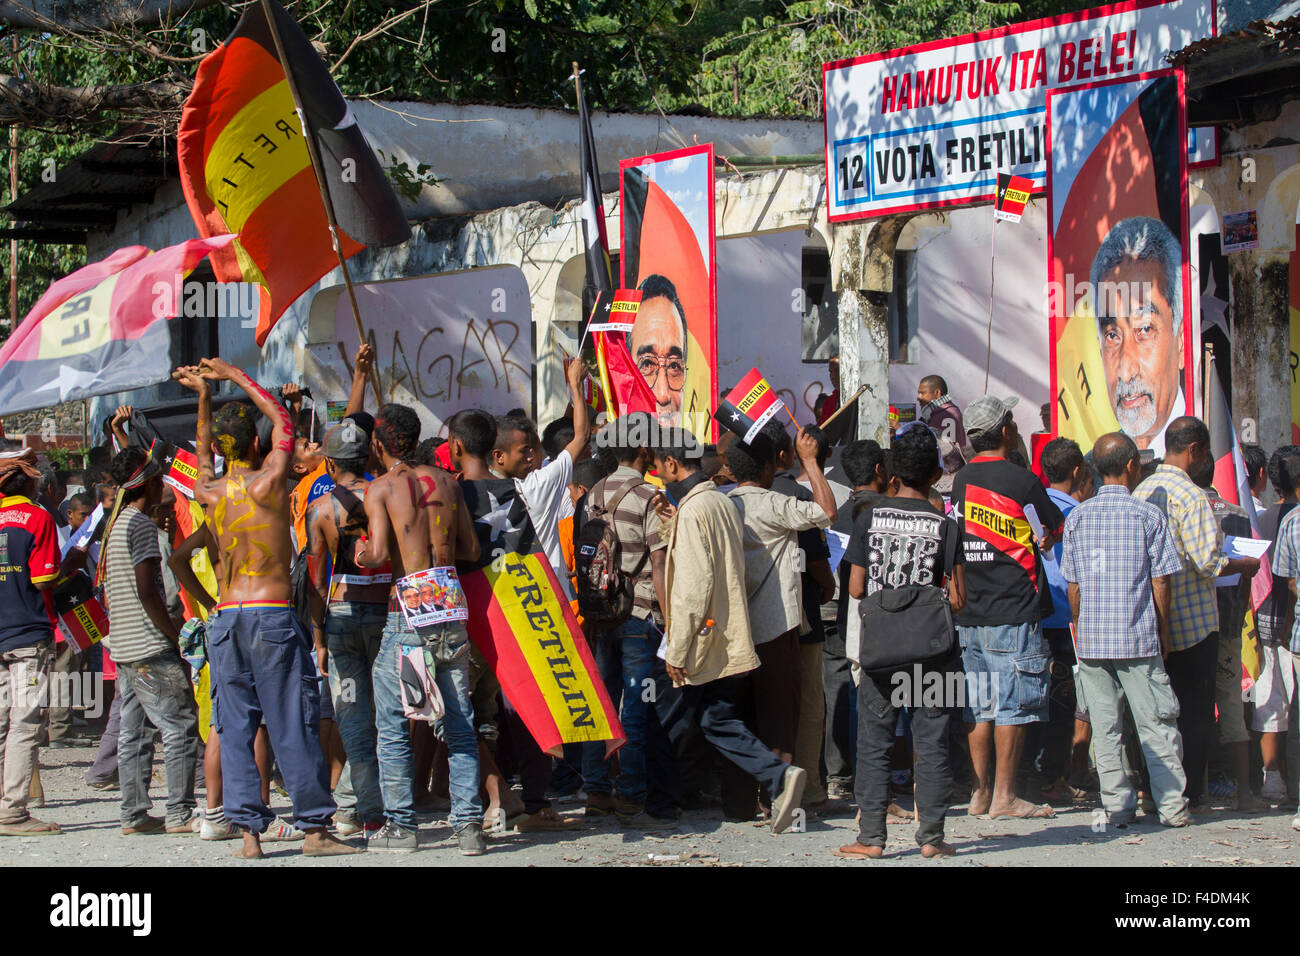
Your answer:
[1133,465,1227,652]
[1060,484,1182,658]
[587,466,665,621]
[102,506,173,664]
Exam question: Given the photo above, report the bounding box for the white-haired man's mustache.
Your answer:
[1113,377,1155,405]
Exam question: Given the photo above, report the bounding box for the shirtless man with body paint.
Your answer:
[173,358,355,859]
[352,403,487,855]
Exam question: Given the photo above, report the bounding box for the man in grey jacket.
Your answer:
[649,427,807,833]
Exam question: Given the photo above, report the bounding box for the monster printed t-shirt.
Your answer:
[950,456,1063,627]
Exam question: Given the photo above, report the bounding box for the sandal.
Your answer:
[514,808,581,832]
[0,816,61,836]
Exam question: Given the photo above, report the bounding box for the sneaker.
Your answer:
[826,777,854,801]
[262,818,306,842]
[620,811,679,831]
[46,739,78,750]
[166,810,202,835]
[457,823,486,856]
[552,789,587,805]
[1261,770,1288,803]
[122,815,166,835]
[771,765,808,834]
[366,821,418,853]
[200,816,237,841]
[334,810,362,836]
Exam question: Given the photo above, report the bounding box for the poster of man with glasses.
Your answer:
[619,144,718,442]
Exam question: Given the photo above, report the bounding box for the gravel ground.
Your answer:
[3,741,1297,867]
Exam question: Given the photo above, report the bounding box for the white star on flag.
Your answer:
[476,489,523,542]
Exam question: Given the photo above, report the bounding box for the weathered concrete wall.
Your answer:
[1193,97,1300,452]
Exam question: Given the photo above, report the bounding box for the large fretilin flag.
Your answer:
[458,477,625,757]
[177,0,409,346]
[0,236,236,417]
[575,72,655,419]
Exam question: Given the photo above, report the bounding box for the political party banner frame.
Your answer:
[821,0,1214,223]
[618,143,718,443]
[1045,67,1193,455]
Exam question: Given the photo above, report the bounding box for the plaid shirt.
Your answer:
[1060,485,1182,659]
[588,466,665,621]
[1268,507,1300,653]
[1133,465,1227,652]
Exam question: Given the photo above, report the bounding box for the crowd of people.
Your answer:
[0,353,1297,862]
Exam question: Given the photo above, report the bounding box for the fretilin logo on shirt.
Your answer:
[49,886,151,936]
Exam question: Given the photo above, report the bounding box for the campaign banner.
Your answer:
[823,0,1213,221]
[620,144,718,442]
[1047,69,1192,456]
[716,367,785,443]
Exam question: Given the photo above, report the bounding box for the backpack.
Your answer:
[857,514,959,678]
[574,477,649,628]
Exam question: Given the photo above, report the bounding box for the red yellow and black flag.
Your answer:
[177,0,409,346]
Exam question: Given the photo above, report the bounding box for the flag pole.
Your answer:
[259,0,385,406]
[983,218,997,393]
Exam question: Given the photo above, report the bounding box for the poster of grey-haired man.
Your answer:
[1090,215,1185,456]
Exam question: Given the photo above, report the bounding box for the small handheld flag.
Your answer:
[715,368,785,444]
[994,173,1033,223]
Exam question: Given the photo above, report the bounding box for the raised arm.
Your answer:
[200,357,293,480]
[172,367,219,504]
[563,358,592,461]
[110,405,133,450]
[346,343,375,417]
[796,427,837,522]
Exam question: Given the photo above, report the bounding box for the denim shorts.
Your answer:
[958,622,1050,725]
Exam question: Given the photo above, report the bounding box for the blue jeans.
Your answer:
[207,604,334,833]
[372,613,481,830]
[325,602,387,825]
[581,616,677,816]
[116,653,199,829]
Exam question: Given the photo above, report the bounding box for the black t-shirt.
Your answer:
[949,456,1063,627]
[1259,501,1296,647]
[844,495,960,596]
[833,489,882,645]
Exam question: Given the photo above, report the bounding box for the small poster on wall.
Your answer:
[1222,211,1259,253]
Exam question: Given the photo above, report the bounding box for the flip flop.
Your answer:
[989,802,1055,819]
[0,818,61,836]
[514,809,581,832]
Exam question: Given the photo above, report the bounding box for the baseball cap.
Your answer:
[344,411,375,439]
[322,419,369,460]
[963,395,1019,439]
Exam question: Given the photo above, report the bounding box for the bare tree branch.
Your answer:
[0,74,188,128]
[0,0,221,31]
